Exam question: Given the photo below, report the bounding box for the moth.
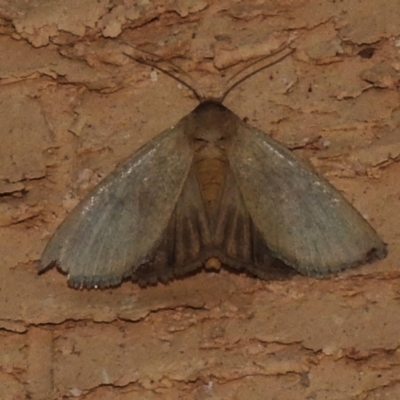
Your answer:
[39,46,387,288]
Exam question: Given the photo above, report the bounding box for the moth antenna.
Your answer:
[226,44,292,85]
[219,45,295,103]
[123,47,203,102]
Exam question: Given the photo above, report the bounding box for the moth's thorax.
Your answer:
[184,101,241,145]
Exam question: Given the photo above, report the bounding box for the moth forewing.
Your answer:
[39,123,193,288]
[227,122,386,275]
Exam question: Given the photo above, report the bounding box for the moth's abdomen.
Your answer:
[195,157,227,218]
